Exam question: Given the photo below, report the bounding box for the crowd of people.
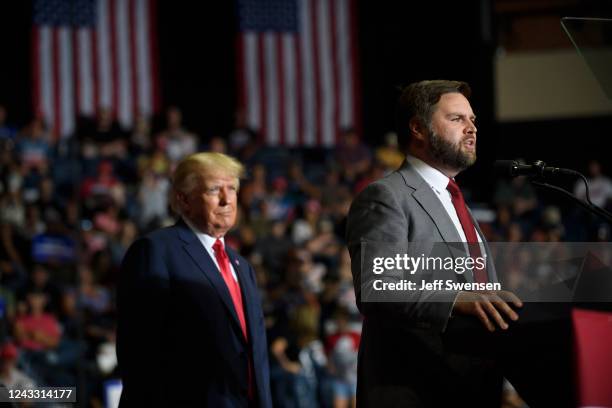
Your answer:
[0,102,610,407]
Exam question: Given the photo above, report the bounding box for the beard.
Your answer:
[427,128,477,171]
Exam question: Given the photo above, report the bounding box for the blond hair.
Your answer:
[170,152,244,215]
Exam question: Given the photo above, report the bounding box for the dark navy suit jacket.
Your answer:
[117,220,272,407]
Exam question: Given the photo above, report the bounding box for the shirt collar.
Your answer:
[182,217,225,249]
[406,154,452,195]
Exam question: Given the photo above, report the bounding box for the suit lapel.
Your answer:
[398,161,471,282]
[398,161,462,244]
[176,221,246,343]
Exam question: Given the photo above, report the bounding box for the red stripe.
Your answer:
[295,36,303,146]
[257,35,266,145]
[31,27,42,118]
[236,35,246,121]
[109,0,119,119]
[52,29,61,141]
[276,34,285,146]
[349,0,362,138]
[329,0,340,145]
[91,29,99,117]
[73,30,81,118]
[129,0,139,119]
[310,0,322,146]
[149,0,161,113]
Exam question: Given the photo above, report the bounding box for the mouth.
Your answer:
[463,138,476,150]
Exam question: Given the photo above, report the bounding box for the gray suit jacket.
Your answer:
[346,160,502,407]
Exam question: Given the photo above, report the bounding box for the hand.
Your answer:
[452,290,523,332]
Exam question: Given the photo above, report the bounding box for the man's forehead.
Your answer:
[201,173,238,185]
[436,93,473,114]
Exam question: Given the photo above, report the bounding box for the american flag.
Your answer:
[236,0,360,147]
[32,0,160,139]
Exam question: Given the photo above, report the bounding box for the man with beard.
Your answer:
[346,80,522,407]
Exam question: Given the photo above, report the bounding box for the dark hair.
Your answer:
[395,80,471,148]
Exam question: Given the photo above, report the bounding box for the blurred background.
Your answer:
[1,0,612,407]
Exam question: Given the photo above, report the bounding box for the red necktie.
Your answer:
[446,179,488,283]
[212,239,254,399]
[213,239,248,339]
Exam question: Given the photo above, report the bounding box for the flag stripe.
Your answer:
[52,29,61,138]
[77,29,94,115]
[116,0,132,128]
[32,0,160,138]
[32,27,42,118]
[91,28,99,117]
[336,0,352,128]
[58,27,74,137]
[40,27,54,129]
[129,0,139,119]
[263,33,278,145]
[330,0,340,145]
[316,0,334,147]
[72,30,81,120]
[257,35,267,144]
[275,34,285,146]
[149,0,160,113]
[97,0,112,109]
[136,0,152,115]
[294,32,304,146]
[349,0,361,136]
[244,33,260,130]
[310,0,321,146]
[282,34,297,146]
[299,0,316,146]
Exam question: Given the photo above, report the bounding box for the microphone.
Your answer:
[494,160,573,178]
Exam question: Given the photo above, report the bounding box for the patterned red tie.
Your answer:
[213,239,248,339]
[446,179,488,283]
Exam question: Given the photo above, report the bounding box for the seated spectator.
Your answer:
[15,118,50,174]
[13,290,61,352]
[79,108,128,160]
[137,169,170,228]
[80,161,126,211]
[334,128,371,184]
[156,106,197,164]
[375,131,404,172]
[77,265,111,316]
[0,342,36,389]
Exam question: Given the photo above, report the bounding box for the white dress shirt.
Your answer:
[183,217,238,281]
[406,154,483,245]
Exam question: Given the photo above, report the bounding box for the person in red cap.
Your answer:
[0,342,36,389]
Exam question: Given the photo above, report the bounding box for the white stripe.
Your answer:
[135,0,152,116]
[336,0,353,128]
[316,0,335,147]
[282,34,298,146]
[97,0,112,109]
[244,33,260,129]
[77,29,94,116]
[39,27,54,131]
[299,0,316,146]
[264,32,279,145]
[116,0,132,128]
[58,28,74,138]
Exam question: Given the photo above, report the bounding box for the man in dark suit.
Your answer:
[117,152,272,407]
[346,80,522,407]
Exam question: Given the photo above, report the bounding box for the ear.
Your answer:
[409,117,427,143]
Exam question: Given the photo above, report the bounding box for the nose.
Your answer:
[219,187,228,205]
[466,120,477,135]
